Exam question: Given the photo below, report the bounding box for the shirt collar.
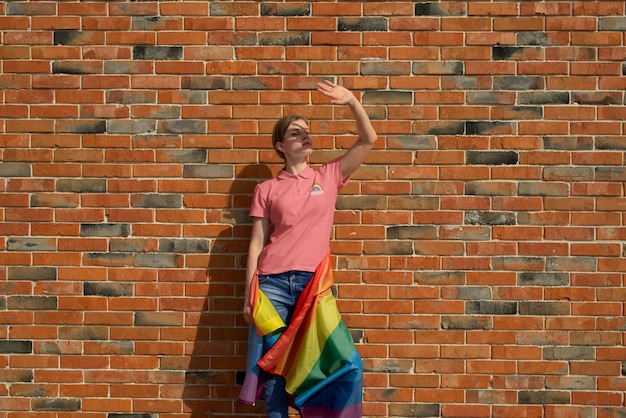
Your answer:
[277,165,315,180]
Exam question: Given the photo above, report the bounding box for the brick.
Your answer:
[519,391,570,404]
[132,46,182,60]
[32,398,81,411]
[80,223,130,238]
[7,296,57,310]
[84,282,133,297]
[0,340,32,353]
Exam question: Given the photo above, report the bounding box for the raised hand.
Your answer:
[316,80,356,106]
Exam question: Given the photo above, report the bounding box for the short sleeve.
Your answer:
[250,183,270,218]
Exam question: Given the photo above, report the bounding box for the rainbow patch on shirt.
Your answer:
[310,184,324,196]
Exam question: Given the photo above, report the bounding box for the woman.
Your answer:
[242,80,377,418]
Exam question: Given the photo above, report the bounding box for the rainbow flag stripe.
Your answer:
[239,251,362,417]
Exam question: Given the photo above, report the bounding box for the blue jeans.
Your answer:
[258,270,314,418]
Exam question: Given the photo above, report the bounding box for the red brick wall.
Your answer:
[1,1,625,417]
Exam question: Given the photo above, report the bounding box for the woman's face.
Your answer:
[277,120,313,161]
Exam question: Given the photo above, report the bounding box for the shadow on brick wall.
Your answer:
[182,164,273,416]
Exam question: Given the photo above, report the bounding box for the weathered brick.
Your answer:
[416,2,466,16]
[260,3,310,16]
[337,195,387,210]
[441,315,492,330]
[519,301,570,316]
[413,61,464,75]
[338,18,388,32]
[8,296,57,310]
[84,282,133,297]
[519,391,570,404]
[133,45,182,60]
[133,253,182,268]
[32,398,81,411]
[59,326,108,340]
[0,340,33,353]
[131,194,182,208]
[467,151,519,165]
[258,32,310,46]
[494,76,543,90]
[596,136,626,150]
[159,239,210,253]
[519,91,570,104]
[465,211,516,226]
[80,223,130,237]
[544,346,594,360]
[518,272,569,286]
[465,121,514,135]
[159,119,207,134]
[56,179,106,193]
[389,402,440,417]
[466,301,518,315]
[362,90,412,105]
[57,120,107,134]
[0,162,31,177]
[8,266,57,282]
[135,311,183,326]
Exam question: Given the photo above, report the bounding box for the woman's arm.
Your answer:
[316,80,377,179]
[243,217,270,324]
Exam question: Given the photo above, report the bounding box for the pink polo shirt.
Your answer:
[250,158,348,275]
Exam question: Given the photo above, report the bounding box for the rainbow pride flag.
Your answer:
[239,251,363,417]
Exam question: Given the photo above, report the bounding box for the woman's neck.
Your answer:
[283,159,308,175]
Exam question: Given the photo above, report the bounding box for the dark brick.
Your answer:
[7,266,57,282]
[519,91,569,105]
[133,46,182,60]
[389,402,440,417]
[363,359,413,373]
[572,92,621,105]
[109,414,157,418]
[388,196,439,211]
[467,151,518,165]
[518,32,554,46]
[135,311,183,326]
[453,286,491,300]
[597,136,626,150]
[544,136,593,150]
[7,296,57,310]
[183,164,233,179]
[0,369,34,382]
[466,301,518,315]
[159,239,210,253]
[519,301,569,316]
[32,398,81,411]
[182,76,231,90]
[494,76,543,90]
[7,238,56,252]
[107,90,156,104]
[0,340,33,354]
[599,16,626,31]
[57,120,107,134]
[261,3,310,16]
[258,32,310,46]
[493,46,528,60]
[361,62,411,76]
[31,193,79,208]
[466,91,515,105]
[466,182,516,196]
[158,149,207,164]
[52,61,101,74]
[415,2,466,16]
[596,167,626,182]
[235,371,246,385]
[441,315,492,330]
[544,166,594,182]
[427,121,465,135]
[362,90,412,105]
[543,346,594,360]
[84,253,133,267]
[59,326,108,340]
[388,135,436,150]
[442,75,481,89]
[84,282,133,297]
[413,61,463,75]
[519,391,570,404]
[546,257,596,273]
[56,179,106,193]
[364,241,413,255]
[134,253,182,268]
[0,162,31,177]
[518,182,569,197]
[415,271,465,285]
[465,121,514,135]
[336,195,387,210]
[131,194,182,208]
[108,120,155,135]
[159,120,206,134]
[80,223,130,238]
[132,16,179,31]
[8,2,56,15]
[518,272,569,286]
[465,211,515,226]
[54,30,98,46]
[338,17,387,32]
[233,76,282,90]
